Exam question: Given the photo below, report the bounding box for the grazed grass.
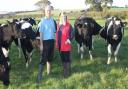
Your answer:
[110,7,128,11]
[0,19,128,89]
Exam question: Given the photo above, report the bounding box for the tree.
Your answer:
[85,0,113,11]
[35,0,51,10]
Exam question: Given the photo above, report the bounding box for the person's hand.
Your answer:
[65,39,71,44]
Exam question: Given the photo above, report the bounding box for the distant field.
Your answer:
[16,10,60,15]
[16,7,128,15]
[1,7,128,23]
[16,10,61,19]
[110,7,128,11]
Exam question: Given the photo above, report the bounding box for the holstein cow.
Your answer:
[74,16,102,59]
[14,18,37,67]
[0,21,17,86]
[100,16,127,64]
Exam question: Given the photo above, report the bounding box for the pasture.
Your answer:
[0,18,128,89]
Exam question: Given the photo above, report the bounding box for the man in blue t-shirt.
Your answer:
[37,5,56,83]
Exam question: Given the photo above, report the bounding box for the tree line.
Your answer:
[34,0,113,11]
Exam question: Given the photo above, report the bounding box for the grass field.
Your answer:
[110,7,128,11]
[0,19,128,89]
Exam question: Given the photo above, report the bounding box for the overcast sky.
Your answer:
[0,0,128,12]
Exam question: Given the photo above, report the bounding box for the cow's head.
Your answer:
[28,17,36,26]
[1,21,15,42]
[20,17,36,26]
[6,20,22,39]
[107,17,127,40]
[14,20,22,38]
[75,17,93,39]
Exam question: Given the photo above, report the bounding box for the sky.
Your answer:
[0,0,128,12]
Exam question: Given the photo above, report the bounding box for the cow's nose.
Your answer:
[113,35,118,40]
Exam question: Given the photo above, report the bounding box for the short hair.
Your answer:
[45,5,51,11]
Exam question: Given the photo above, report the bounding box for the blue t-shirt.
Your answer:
[39,17,56,40]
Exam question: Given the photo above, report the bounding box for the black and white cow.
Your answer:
[0,21,17,86]
[20,17,36,26]
[14,18,37,67]
[74,16,102,59]
[100,16,127,64]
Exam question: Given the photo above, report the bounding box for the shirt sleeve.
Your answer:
[39,19,44,33]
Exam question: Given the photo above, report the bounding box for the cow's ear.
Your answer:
[122,22,127,27]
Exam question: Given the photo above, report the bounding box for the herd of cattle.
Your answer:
[0,17,38,86]
[75,16,127,63]
[0,16,127,86]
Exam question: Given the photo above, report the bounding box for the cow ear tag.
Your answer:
[85,22,88,25]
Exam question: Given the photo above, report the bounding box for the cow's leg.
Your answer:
[28,49,34,63]
[1,48,10,86]
[1,48,10,69]
[89,51,93,60]
[88,37,93,60]
[107,44,112,64]
[80,52,83,59]
[92,36,94,50]
[3,70,10,86]
[77,43,80,54]
[14,38,22,58]
[18,38,22,58]
[89,45,93,60]
[114,43,121,63]
[80,43,84,59]
[3,58,10,86]
[18,47,21,58]
[27,40,34,63]
[22,47,29,67]
[77,43,84,59]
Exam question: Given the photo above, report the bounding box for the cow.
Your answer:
[0,21,17,86]
[99,16,127,64]
[74,16,102,60]
[20,17,36,26]
[13,17,37,67]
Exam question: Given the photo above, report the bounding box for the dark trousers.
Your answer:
[59,51,71,63]
[40,39,54,65]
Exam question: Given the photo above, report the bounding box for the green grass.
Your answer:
[110,7,128,11]
[0,19,128,89]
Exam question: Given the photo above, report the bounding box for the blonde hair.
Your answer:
[58,12,67,25]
